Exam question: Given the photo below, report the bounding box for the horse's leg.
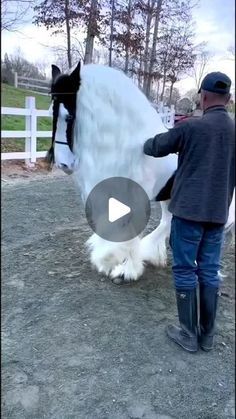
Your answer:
[87,234,144,281]
[109,201,172,279]
[87,201,172,281]
[110,237,144,281]
[86,234,124,276]
[140,200,172,266]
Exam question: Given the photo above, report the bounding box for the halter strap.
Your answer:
[55,141,70,146]
[46,97,76,167]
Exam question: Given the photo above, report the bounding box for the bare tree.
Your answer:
[34,0,81,68]
[139,0,198,99]
[1,0,34,31]
[163,85,180,105]
[124,0,132,73]
[84,0,99,64]
[192,50,212,91]
[145,0,163,98]
[64,0,72,68]
[185,88,198,103]
[108,0,115,66]
[141,0,155,93]
[2,50,46,85]
[33,0,200,88]
[168,28,196,103]
[71,35,85,61]
[105,0,143,75]
[51,37,85,72]
[156,21,196,104]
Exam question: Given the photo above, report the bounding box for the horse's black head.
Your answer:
[47,61,81,168]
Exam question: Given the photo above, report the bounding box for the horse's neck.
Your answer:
[74,67,177,198]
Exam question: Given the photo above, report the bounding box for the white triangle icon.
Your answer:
[108,197,131,223]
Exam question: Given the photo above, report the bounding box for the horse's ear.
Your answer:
[70,61,81,90]
[51,64,61,81]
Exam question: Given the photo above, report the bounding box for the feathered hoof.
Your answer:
[140,237,167,267]
[96,263,112,277]
[110,260,144,283]
[112,275,131,285]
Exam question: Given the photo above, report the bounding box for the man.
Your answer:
[144,72,235,353]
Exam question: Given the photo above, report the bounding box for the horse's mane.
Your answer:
[73,64,175,200]
[77,64,166,144]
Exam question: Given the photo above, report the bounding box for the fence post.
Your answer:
[14,72,18,88]
[170,104,175,127]
[163,106,169,125]
[25,97,37,167]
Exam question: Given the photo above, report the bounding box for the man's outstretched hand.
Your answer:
[143,138,155,156]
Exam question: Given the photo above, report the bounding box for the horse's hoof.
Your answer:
[112,275,136,285]
[111,275,130,285]
[112,275,125,285]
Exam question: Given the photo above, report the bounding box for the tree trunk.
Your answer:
[168,81,174,104]
[124,46,129,74]
[84,0,98,64]
[146,0,162,98]
[138,50,143,88]
[143,0,154,94]
[160,74,166,101]
[84,37,94,64]
[124,0,132,74]
[65,0,72,68]
[156,78,160,102]
[109,0,115,67]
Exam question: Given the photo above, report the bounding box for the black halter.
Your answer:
[47,93,76,167]
[46,62,81,168]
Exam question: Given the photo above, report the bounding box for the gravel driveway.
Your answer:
[2,173,235,419]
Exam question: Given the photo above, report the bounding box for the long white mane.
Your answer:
[53,63,234,281]
[73,64,177,201]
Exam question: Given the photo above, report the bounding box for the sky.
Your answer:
[1,0,235,95]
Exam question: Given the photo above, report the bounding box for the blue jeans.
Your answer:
[170,216,225,290]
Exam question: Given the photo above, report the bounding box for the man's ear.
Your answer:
[69,61,81,91]
[51,64,61,81]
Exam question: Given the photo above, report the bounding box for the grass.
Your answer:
[1,83,52,152]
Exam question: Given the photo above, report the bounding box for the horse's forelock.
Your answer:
[51,74,72,97]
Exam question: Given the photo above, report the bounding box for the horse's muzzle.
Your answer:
[59,163,74,175]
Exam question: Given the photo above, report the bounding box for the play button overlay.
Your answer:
[108,198,131,222]
[85,177,151,242]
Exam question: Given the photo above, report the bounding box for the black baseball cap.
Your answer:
[198,72,231,94]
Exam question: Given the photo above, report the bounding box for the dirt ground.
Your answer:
[2,165,235,419]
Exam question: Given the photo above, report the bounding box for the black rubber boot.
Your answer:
[199,285,219,351]
[166,289,198,352]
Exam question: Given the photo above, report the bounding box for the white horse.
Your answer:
[49,61,234,282]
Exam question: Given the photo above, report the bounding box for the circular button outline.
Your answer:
[85,177,151,242]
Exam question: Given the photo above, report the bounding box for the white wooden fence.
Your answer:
[14,72,50,94]
[1,97,175,165]
[1,97,51,165]
[153,102,175,128]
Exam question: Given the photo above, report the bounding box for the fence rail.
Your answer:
[14,72,50,94]
[1,96,51,165]
[153,102,175,128]
[1,96,175,166]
